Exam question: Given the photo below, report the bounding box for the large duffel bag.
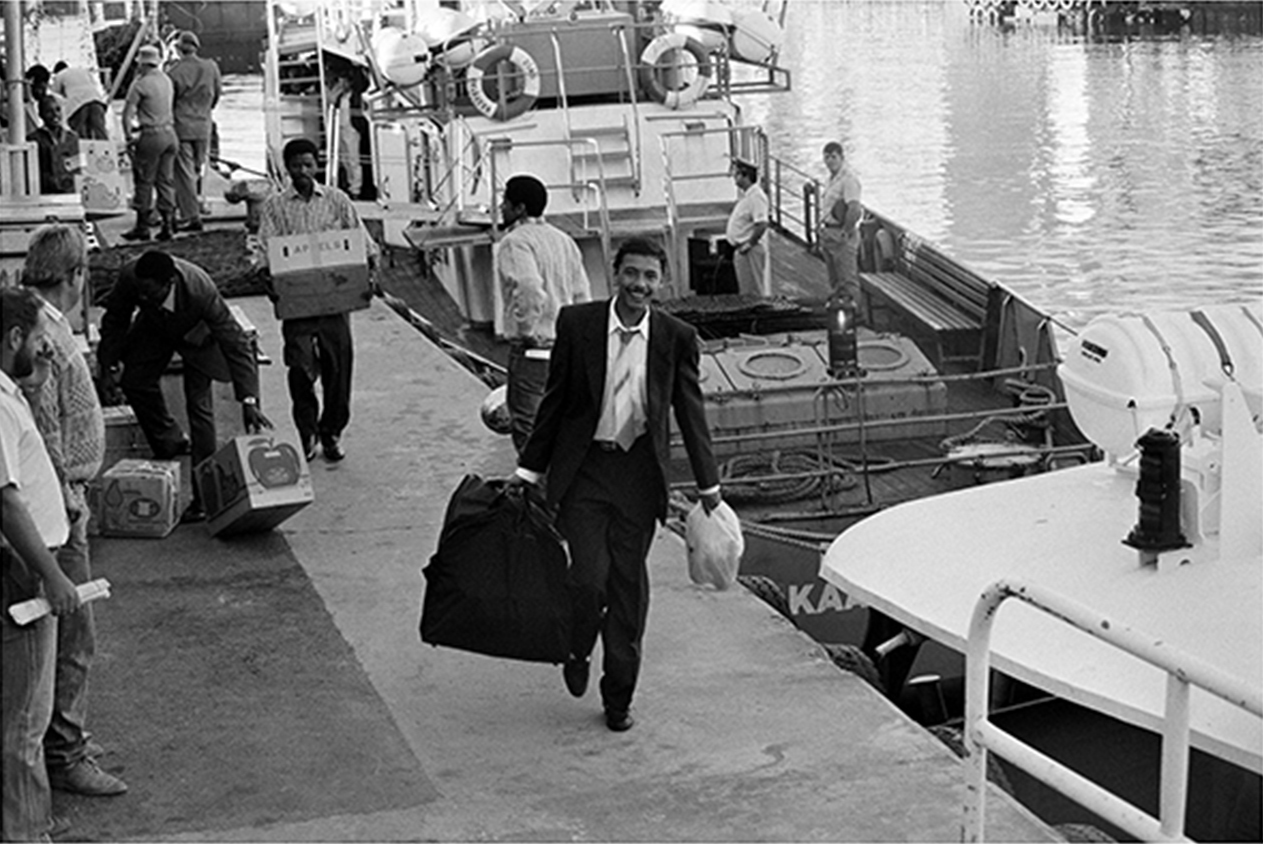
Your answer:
[419,475,571,664]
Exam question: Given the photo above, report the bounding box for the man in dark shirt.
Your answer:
[97,251,272,519]
[27,95,80,195]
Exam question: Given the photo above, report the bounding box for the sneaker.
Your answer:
[302,436,318,462]
[180,503,206,523]
[179,219,205,233]
[47,758,128,796]
[119,228,149,242]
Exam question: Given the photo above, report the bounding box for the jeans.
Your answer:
[174,137,209,223]
[821,228,865,323]
[506,343,549,454]
[3,573,57,842]
[43,489,96,772]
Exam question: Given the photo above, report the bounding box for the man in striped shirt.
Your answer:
[258,137,379,462]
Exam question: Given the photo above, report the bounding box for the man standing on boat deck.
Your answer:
[167,31,221,233]
[120,44,177,242]
[725,159,769,296]
[258,137,378,463]
[19,225,128,799]
[819,141,865,323]
[97,251,271,521]
[2,286,82,843]
[511,238,721,733]
[496,174,592,453]
[51,61,109,141]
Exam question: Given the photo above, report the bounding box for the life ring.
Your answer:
[466,44,540,121]
[639,32,711,109]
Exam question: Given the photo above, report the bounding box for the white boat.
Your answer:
[821,302,1263,841]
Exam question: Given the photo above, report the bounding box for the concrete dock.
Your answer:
[58,280,1058,841]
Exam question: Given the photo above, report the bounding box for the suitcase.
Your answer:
[420,475,571,664]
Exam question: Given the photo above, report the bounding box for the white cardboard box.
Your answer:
[195,434,314,537]
[266,228,371,320]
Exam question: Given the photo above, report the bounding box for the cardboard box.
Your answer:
[90,459,181,538]
[101,405,150,472]
[195,434,314,538]
[266,228,371,320]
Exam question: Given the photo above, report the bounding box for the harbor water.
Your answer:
[215,0,1262,330]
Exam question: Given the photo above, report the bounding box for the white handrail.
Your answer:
[963,578,1263,843]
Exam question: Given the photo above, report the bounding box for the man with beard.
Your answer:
[512,238,722,732]
[2,287,81,842]
[21,224,127,798]
[258,136,378,463]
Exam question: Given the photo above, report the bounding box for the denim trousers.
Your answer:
[506,344,549,454]
[3,606,57,842]
[43,490,96,772]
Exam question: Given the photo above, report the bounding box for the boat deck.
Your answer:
[66,208,1057,841]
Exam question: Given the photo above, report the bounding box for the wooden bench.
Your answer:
[861,233,996,369]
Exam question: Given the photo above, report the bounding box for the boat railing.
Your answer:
[485,134,613,277]
[765,154,821,248]
[665,360,1095,513]
[613,24,644,193]
[963,578,1263,843]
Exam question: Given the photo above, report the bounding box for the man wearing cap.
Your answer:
[725,159,769,296]
[167,31,221,233]
[121,44,177,242]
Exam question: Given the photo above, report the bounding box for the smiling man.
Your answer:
[512,238,722,732]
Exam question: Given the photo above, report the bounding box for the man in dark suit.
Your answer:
[513,238,722,732]
[97,251,271,519]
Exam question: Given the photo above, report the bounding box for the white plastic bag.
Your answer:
[685,500,744,590]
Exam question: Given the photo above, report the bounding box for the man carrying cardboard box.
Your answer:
[258,137,379,463]
[97,251,272,520]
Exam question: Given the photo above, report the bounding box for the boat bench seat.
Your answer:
[861,237,996,370]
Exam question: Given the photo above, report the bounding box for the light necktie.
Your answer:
[611,326,641,451]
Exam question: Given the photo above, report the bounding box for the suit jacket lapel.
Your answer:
[647,309,671,425]
[584,304,608,409]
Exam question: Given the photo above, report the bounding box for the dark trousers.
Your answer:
[506,343,549,454]
[557,436,660,714]
[67,101,108,141]
[282,313,353,445]
[119,334,217,465]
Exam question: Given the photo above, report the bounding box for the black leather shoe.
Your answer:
[302,436,318,462]
[562,656,589,698]
[321,436,345,462]
[119,227,149,241]
[180,503,206,523]
[605,709,634,732]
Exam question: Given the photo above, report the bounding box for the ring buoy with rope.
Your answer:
[466,44,540,121]
[639,32,711,109]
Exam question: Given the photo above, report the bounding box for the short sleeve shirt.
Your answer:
[0,370,69,548]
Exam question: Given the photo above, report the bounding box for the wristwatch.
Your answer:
[242,396,258,406]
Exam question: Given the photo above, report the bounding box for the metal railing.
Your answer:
[963,579,1263,842]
